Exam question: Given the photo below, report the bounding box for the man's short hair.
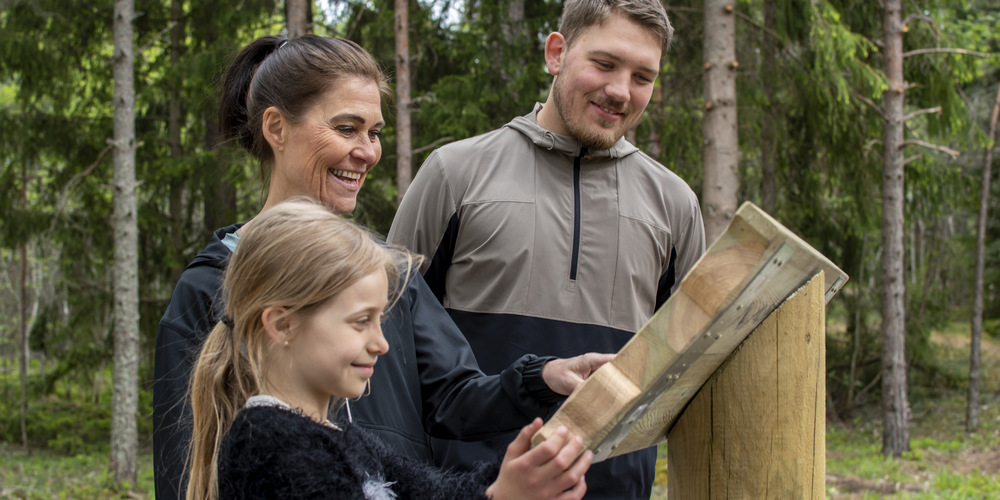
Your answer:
[558,0,674,54]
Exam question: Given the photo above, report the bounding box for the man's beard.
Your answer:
[552,77,629,151]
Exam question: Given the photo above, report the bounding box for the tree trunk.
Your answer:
[501,0,526,104]
[967,84,1000,432]
[168,0,185,288]
[110,0,140,485]
[286,0,311,38]
[880,0,910,458]
[701,0,739,243]
[395,0,412,203]
[760,0,777,213]
[19,162,29,452]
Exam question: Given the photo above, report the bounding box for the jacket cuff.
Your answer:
[521,355,565,406]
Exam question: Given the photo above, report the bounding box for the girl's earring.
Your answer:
[284,340,289,347]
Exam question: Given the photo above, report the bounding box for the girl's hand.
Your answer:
[486,418,592,500]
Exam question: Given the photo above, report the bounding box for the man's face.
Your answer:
[544,14,661,150]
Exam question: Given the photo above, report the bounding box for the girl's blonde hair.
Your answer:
[185,197,416,500]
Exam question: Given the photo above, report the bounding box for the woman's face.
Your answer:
[268,76,384,215]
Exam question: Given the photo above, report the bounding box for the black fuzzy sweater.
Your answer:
[217,406,498,499]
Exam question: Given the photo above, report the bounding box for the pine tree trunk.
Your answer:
[286,0,311,38]
[967,84,1000,432]
[168,0,185,287]
[702,0,739,243]
[395,0,412,203]
[110,0,140,485]
[19,162,28,452]
[880,0,910,458]
[760,0,777,213]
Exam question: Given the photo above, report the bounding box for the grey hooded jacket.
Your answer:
[389,103,706,500]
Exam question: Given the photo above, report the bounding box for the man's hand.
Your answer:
[541,352,614,396]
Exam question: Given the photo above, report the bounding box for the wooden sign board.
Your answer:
[531,202,848,461]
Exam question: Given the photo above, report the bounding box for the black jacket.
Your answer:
[152,224,561,500]
[218,405,498,499]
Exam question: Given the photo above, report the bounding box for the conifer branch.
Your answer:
[901,14,940,40]
[904,107,942,122]
[903,47,991,59]
[854,93,884,117]
[901,139,960,158]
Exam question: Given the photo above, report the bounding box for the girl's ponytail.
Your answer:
[186,319,258,500]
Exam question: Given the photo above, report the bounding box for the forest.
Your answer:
[2,0,1000,497]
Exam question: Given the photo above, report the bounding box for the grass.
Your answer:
[0,444,155,499]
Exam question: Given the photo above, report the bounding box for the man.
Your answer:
[387,1,706,498]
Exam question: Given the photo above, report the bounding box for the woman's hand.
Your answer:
[485,418,592,500]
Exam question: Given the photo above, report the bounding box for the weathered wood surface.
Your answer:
[668,273,826,499]
[531,202,846,461]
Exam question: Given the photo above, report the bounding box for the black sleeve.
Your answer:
[151,264,224,500]
[405,271,563,439]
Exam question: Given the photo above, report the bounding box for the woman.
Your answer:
[152,34,609,500]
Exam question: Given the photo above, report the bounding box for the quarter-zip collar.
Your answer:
[504,103,639,160]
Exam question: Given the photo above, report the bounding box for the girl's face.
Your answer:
[283,270,390,406]
[268,76,385,215]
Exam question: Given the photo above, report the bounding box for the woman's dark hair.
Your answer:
[217,35,389,176]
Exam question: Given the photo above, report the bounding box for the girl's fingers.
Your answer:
[506,418,543,458]
[555,475,588,500]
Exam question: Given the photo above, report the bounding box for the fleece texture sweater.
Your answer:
[388,103,707,500]
[217,405,497,499]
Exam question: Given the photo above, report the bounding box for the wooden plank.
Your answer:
[531,202,846,462]
[668,273,826,498]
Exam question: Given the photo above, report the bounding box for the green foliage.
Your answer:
[0,443,155,499]
[0,363,153,454]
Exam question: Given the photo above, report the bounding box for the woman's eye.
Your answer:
[368,130,382,141]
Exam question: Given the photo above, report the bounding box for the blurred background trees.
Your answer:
[1,0,998,485]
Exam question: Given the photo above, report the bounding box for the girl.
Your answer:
[186,198,592,500]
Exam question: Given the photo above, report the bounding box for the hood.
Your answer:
[503,103,640,159]
[185,222,244,270]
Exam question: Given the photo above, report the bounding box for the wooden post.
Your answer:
[667,272,826,499]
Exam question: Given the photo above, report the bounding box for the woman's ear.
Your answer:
[261,306,292,346]
[262,106,287,152]
[544,32,567,76]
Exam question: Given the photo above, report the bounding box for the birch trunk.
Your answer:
[110,0,140,485]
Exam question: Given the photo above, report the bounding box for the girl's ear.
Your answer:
[262,106,287,152]
[261,306,292,345]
